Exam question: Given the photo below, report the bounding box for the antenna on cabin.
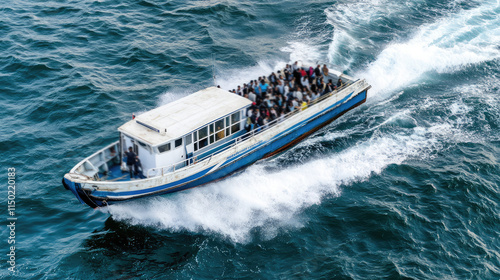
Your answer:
[212,54,216,86]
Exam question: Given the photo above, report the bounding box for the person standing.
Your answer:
[315,65,322,78]
[125,147,137,179]
[322,64,329,78]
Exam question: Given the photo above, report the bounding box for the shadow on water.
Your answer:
[57,217,201,279]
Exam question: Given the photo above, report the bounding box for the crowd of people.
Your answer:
[223,62,345,132]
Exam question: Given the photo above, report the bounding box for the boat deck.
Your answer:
[98,164,132,182]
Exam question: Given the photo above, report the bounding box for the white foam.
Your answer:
[106,121,445,242]
[325,0,414,70]
[215,60,286,91]
[157,88,192,106]
[355,1,500,97]
[106,0,500,243]
[280,41,324,66]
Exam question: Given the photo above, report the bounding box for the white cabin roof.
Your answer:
[118,87,252,146]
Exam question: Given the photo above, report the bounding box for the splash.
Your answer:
[280,41,324,66]
[107,0,499,244]
[107,122,443,243]
[336,0,500,97]
[215,60,286,91]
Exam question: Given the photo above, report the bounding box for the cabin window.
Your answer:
[231,123,240,134]
[231,111,240,124]
[185,134,192,145]
[230,112,241,134]
[196,126,209,150]
[158,143,171,153]
[215,119,224,131]
[192,116,234,152]
[199,138,208,149]
[215,119,225,141]
[198,127,208,139]
[136,140,153,153]
[175,138,182,148]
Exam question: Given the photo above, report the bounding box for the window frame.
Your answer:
[158,142,171,153]
[174,138,183,148]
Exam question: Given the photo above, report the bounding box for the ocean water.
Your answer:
[1,0,499,279]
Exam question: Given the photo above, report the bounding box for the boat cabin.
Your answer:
[118,87,252,177]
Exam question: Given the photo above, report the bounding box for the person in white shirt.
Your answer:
[301,76,310,90]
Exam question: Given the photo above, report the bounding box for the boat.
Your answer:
[63,64,371,208]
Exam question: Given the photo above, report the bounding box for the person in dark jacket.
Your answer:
[125,147,137,179]
[314,65,322,78]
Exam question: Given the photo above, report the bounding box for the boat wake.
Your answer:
[106,117,448,242]
[337,0,500,98]
[106,0,499,243]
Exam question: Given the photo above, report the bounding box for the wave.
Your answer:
[328,0,500,97]
[106,0,499,244]
[106,117,447,243]
[214,59,286,90]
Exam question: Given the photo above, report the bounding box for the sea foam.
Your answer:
[352,1,500,97]
[106,0,499,243]
[107,120,445,243]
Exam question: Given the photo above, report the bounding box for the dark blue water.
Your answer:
[1,0,499,279]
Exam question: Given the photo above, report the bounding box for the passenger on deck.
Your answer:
[337,78,343,88]
[316,76,324,88]
[269,107,277,121]
[294,87,303,101]
[304,90,311,101]
[322,64,329,77]
[259,79,269,95]
[134,157,146,179]
[292,98,300,110]
[268,72,277,84]
[248,89,257,102]
[286,100,295,113]
[315,65,322,78]
[301,99,308,111]
[284,81,290,95]
[125,147,137,179]
[323,79,334,95]
[289,77,296,89]
[293,69,302,87]
[301,76,310,90]
[254,82,262,97]
[311,90,320,101]
[263,115,271,128]
[300,68,307,77]
[276,80,284,95]
[225,63,342,137]
[309,67,315,78]
[284,69,292,81]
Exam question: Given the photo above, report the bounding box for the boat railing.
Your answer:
[69,141,121,179]
[146,78,358,178]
